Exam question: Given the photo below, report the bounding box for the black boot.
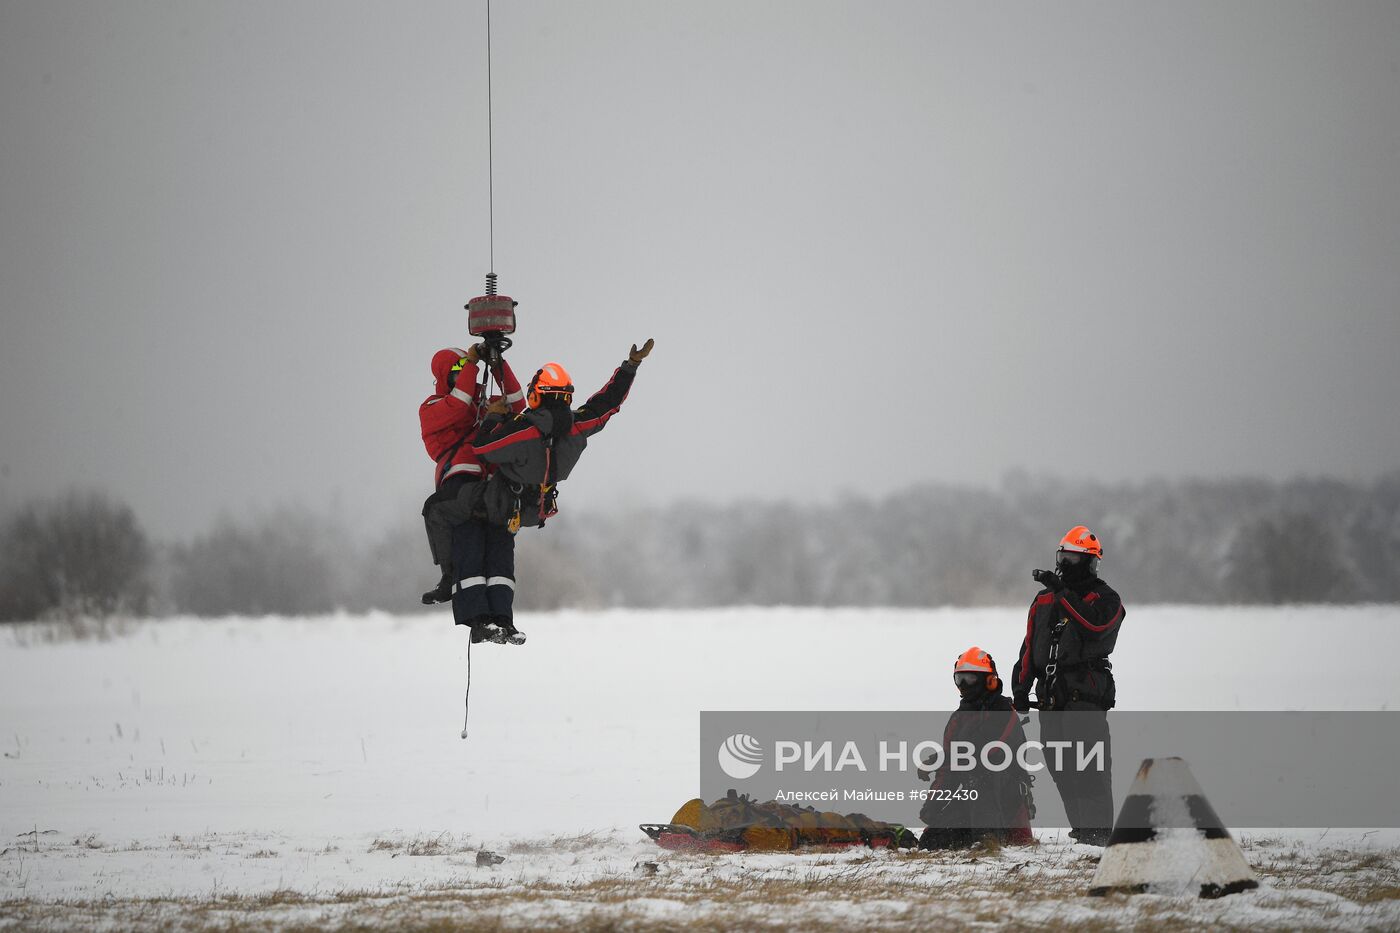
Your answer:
[1070,827,1111,847]
[495,617,526,646]
[470,617,501,643]
[421,569,453,605]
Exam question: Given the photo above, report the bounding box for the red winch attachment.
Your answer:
[467,272,517,337]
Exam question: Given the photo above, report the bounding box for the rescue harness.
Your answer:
[1041,617,1115,710]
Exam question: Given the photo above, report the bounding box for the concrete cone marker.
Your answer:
[1089,757,1259,899]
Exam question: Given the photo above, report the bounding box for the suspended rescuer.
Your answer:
[454,337,655,646]
[918,646,1035,849]
[1011,525,1125,846]
[418,344,526,604]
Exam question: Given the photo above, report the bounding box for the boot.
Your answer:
[421,568,453,605]
[494,616,527,646]
[470,618,502,644]
[1070,827,1110,847]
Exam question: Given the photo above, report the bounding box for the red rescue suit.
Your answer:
[419,347,526,487]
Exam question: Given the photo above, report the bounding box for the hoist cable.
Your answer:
[486,0,495,274]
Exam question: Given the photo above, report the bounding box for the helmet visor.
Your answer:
[953,672,984,689]
[1056,549,1092,571]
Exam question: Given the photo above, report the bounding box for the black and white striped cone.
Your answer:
[1089,757,1258,899]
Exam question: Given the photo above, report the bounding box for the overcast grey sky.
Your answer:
[2,0,1398,539]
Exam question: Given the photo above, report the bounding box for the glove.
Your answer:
[1032,569,1064,592]
[1012,695,1031,713]
[484,398,509,416]
[628,337,654,364]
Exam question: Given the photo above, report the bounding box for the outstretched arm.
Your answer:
[574,338,653,437]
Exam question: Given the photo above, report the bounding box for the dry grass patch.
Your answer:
[366,832,473,857]
[505,830,608,855]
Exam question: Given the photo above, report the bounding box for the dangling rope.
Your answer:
[460,637,472,739]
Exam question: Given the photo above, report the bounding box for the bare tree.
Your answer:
[0,490,152,622]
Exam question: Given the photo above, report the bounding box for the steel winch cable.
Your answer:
[486,0,495,275]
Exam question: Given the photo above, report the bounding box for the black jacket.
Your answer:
[472,360,638,527]
[920,690,1031,829]
[1010,577,1124,711]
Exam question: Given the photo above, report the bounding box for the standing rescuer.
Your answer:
[1011,525,1125,846]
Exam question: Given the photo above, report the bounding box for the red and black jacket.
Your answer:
[470,360,638,525]
[927,693,1028,791]
[920,692,1033,837]
[1011,579,1124,710]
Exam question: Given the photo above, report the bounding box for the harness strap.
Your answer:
[473,361,489,427]
[472,352,508,429]
[506,480,523,534]
[436,434,473,486]
[536,440,558,527]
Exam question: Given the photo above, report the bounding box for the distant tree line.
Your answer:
[2,472,1398,622]
[530,472,1400,609]
[0,491,152,621]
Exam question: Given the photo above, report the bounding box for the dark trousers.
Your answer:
[423,477,485,569]
[1040,707,1114,839]
[450,518,516,625]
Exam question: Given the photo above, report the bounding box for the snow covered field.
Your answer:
[3,606,1399,930]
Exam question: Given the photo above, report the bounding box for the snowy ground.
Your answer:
[2,606,1399,930]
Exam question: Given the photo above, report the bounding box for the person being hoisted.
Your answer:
[418,343,527,605]
[452,337,654,646]
[1011,525,1126,847]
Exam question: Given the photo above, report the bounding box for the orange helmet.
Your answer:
[527,362,574,408]
[1058,525,1103,558]
[953,646,999,693]
[954,646,996,675]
